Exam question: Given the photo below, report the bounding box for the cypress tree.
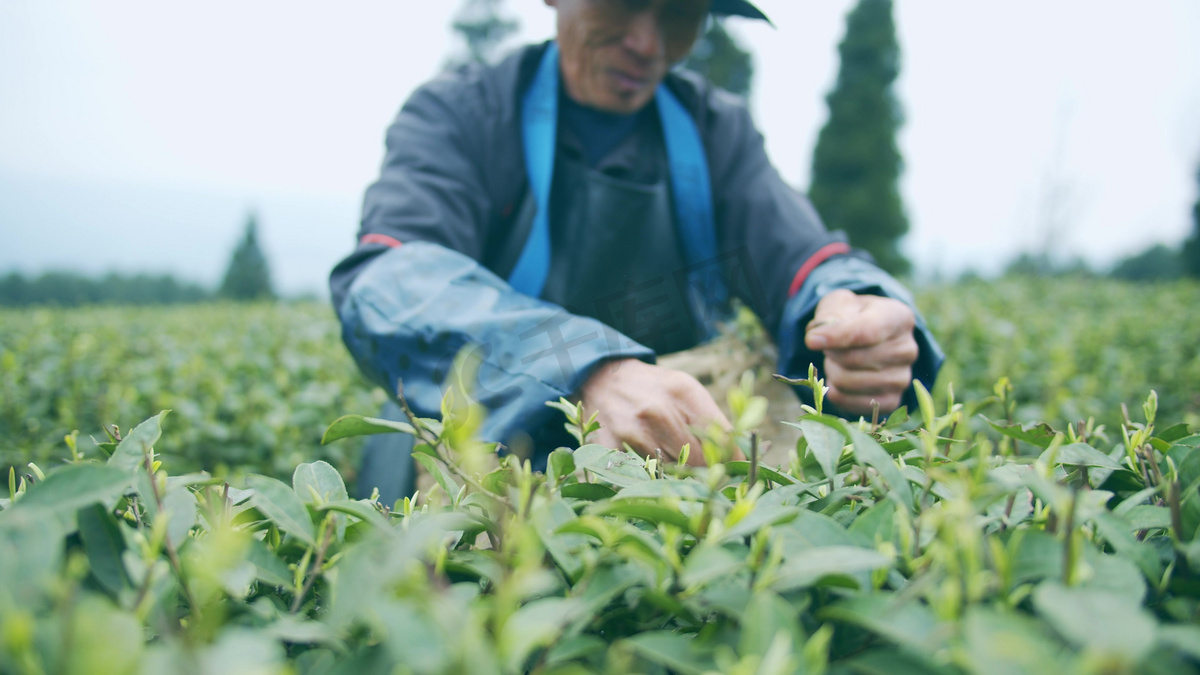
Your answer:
[684,20,754,98]
[219,213,274,301]
[809,0,910,275]
[446,0,518,69]
[1184,165,1200,278]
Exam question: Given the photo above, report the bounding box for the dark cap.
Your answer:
[710,0,771,23]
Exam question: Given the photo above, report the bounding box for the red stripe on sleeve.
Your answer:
[360,233,403,248]
[787,242,852,298]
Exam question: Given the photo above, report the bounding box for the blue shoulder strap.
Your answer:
[512,42,727,311]
[508,42,561,298]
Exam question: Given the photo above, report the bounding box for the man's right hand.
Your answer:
[578,358,738,465]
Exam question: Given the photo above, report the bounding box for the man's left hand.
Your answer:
[803,289,919,416]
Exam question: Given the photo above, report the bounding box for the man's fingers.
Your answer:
[631,403,696,460]
[675,380,731,430]
[806,295,915,351]
[824,359,912,397]
[674,376,739,463]
[826,385,903,417]
[809,288,858,325]
[579,361,746,466]
[825,334,919,371]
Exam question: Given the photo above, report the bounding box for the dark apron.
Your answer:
[495,144,704,355]
[357,145,700,503]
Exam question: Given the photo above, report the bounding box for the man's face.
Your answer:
[547,0,711,114]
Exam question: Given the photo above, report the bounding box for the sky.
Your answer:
[1,0,1198,295]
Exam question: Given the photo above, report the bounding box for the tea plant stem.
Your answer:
[1145,446,1165,491]
[1136,453,1153,491]
[1000,493,1017,531]
[1062,487,1078,586]
[395,379,508,506]
[748,432,759,490]
[142,454,201,621]
[1169,480,1184,543]
[291,517,335,614]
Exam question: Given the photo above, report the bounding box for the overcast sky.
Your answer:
[1,0,1198,295]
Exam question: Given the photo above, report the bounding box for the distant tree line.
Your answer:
[1002,164,1200,283]
[0,271,210,307]
[1,213,275,307]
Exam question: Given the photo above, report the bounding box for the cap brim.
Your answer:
[710,0,772,25]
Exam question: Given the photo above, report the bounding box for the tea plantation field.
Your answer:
[2,278,1200,674]
[2,278,1197,487]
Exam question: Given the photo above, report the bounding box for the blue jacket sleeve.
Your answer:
[775,256,945,414]
[338,242,656,445]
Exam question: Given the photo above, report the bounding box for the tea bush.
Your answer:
[3,278,1198,486]
[2,371,1198,675]
[917,278,1200,431]
[0,303,383,481]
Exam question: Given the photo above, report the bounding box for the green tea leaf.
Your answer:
[592,501,692,532]
[414,454,460,502]
[776,510,860,551]
[1010,530,1063,585]
[681,543,744,588]
[772,545,890,592]
[0,507,65,607]
[572,445,651,487]
[720,504,800,542]
[106,411,169,472]
[499,597,582,673]
[848,427,913,511]
[739,591,803,659]
[63,596,143,675]
[985,417,1057,449]
[963,608,1068,675]
[245,538,292,587]
[319,500,390,530]
[848,499,896,544]
[15,464,131,514]
[163,485,197,545]
[78,504,130,596]
[882,406,909,429]
[1091,513,1162,581]
[820,594,946,653]
[1040,442,1121,470]
[616,480,719,502]
[547,449,575,487]
[620,632,713,675]
[321,414,416,444]
[293,460,349,504]
[725,461,797,485]
[841,649,958,675]
[560,483,617,501]
[1032,582,1155,660]
[247,475,317,547]
[797,419,846,480]
[1123,505,1172,531]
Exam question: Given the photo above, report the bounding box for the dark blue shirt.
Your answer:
[559,93,645,168]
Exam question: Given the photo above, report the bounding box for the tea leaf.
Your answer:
[293,460,349,504]
[772,545,891,592]
[797,419,846,480]
[247,475,316,547]
[14,464,131,514]
[321,414,416,444]
[106,411,169,472]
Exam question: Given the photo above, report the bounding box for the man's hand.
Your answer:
[804,289,919,416]
[579,359,741,465]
